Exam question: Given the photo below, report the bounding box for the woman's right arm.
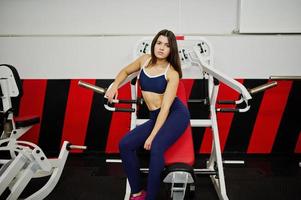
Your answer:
[105,54,149,102]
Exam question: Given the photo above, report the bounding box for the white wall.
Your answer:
[239,0,301,33]
[0,0,237,35]
[0,0,300,79]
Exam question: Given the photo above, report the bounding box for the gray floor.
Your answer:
[16,154,301,200]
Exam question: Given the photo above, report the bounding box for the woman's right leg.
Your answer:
[119,120,154,194]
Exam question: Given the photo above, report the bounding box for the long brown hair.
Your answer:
[150,29,182,78]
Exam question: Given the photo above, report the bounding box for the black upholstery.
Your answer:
[15,116,40,128]
[163,162,195,182]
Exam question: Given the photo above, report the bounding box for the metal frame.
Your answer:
[0,140,86,200]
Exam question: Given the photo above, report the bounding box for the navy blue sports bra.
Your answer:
[138,58,170,94]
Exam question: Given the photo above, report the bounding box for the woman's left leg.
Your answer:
[146,107,190,200]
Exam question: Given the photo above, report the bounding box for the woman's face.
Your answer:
[154,35,170,60]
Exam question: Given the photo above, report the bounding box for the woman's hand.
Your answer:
[144,135,154,150]
[105,83,118,103]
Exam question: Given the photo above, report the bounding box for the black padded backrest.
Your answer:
[0,64,23,116]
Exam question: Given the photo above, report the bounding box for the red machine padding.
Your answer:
[164,81,195,166]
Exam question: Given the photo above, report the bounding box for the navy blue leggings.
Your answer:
[119,97,190,200]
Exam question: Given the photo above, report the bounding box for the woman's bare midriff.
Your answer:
[141,91,164,111]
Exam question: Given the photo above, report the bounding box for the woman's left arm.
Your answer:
[144,70,179,150]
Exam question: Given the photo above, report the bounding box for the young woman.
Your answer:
[105,29,190,200]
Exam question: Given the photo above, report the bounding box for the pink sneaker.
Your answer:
[129,191,147,200]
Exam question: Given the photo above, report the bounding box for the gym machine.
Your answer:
[0,64,86,200]
[78,36,277,200]
[132,37,276,200]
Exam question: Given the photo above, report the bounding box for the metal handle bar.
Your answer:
[216,108,240,113]
[217,98,243,105]
[78,80,142,112]
[270,76,301,80]
[78,80,106,94]
[67,143,87,150]
[217,81,277,112]
[248,81,278,95]
[218,81,277,106]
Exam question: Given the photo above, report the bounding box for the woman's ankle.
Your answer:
[132,191,142,197]
[130,190,146,200]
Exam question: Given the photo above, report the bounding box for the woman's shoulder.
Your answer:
[166,65,179,80]
[137,54,151,68]
[139,54,151,63]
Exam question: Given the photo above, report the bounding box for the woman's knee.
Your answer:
[119,137,130,152]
